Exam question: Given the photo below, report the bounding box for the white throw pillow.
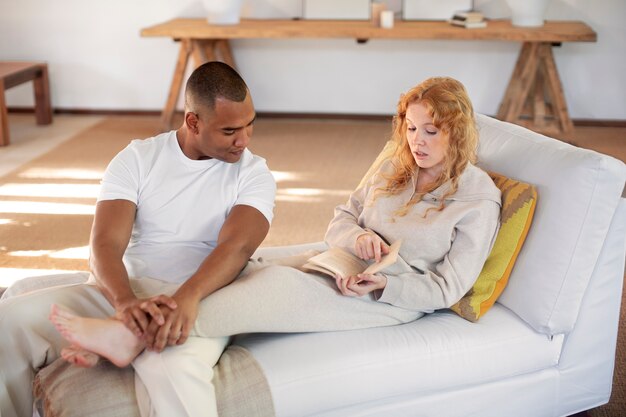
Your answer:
[475,114,625,335]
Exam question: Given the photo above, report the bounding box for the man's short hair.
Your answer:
[185,61,248,112]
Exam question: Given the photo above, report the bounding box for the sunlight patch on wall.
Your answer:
[0,201,95,215]
[19,168,104,180]
[0,183,100,198]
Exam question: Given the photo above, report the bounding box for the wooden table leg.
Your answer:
[539,43,574,132]
[0,79,9,146]
[161,39,193,131]
[192,40,214,67]
[33,64,52,125]
[200,40,218,63]
[532,67,546,130]
[498,42,574,135]
[215,39,237,69]
[498,42,540,123]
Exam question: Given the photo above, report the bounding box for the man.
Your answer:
[0,61,276,417]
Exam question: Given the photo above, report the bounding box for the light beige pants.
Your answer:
[192,261,424,337]
[0,281,113,417]
[133,336,229,417]
[129,260,422,417]
[0,259,422,417]
[0,277,227,417]
[124,276,229,417]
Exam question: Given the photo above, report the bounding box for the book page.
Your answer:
[303,239,402,278]
[302,247,368,278]
[362,239,401,275]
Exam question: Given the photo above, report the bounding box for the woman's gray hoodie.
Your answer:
[325,160,501,312]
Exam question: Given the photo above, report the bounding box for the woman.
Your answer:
[50,76,501,367]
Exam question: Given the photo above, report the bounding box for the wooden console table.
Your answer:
[141,18,596,134]
[0,62,52,146]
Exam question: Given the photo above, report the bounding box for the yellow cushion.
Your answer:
[450,172,538,322]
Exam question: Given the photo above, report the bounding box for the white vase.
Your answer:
[506,0,550,27]
[201,0,243,25]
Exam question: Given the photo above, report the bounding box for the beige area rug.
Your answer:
[253,117,392,247]
[0,115,391,272]
[0,117,146,272]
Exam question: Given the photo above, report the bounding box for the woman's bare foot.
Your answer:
[61,345,101,368]
[49,304,145,367]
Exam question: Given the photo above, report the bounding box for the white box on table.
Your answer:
[303,0,371,20]
[402,0,472,20]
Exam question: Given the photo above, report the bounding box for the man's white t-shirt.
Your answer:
[97,130,276,284]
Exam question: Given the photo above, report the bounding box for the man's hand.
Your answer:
[355,231,390,262]
[114,295,178,338]
[335,273,387,297]
[142,293,199,352]
[139,205,271,352]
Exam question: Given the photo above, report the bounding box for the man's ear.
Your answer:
[185,111,200,134]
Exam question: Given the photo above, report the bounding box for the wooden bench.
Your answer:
[0,62,53,146]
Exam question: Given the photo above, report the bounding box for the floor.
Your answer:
[3,113,624,173]
[0,114,104,177]
[553,124,626,165]
[0,114,104,286]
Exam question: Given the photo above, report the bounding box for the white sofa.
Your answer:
[3,114,625,417]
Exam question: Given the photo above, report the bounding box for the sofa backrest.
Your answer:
[475,114,626,335]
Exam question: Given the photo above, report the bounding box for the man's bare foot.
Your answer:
[61,345,101,368]
[49,304,145,367]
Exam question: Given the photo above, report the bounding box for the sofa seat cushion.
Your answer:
[235,304,564,417]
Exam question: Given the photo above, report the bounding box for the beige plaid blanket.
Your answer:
[34,344,275,417]
[2,273,275,417]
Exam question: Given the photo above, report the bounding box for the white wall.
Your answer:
[1,0,624,119]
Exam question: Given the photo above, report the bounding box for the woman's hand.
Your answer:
[335,273,387,297]
[355,231,390,262]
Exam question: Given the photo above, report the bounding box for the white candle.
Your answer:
[380,10,394,29]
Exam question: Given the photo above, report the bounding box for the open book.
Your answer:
[303,240,402,278]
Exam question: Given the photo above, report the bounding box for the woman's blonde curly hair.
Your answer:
[376,77,478,217]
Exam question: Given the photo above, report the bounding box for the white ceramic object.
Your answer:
[380,10,394,29]
[506,0,550,27]
[201,0,243,25]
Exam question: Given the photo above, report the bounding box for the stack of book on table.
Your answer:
[449,11,487,29]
